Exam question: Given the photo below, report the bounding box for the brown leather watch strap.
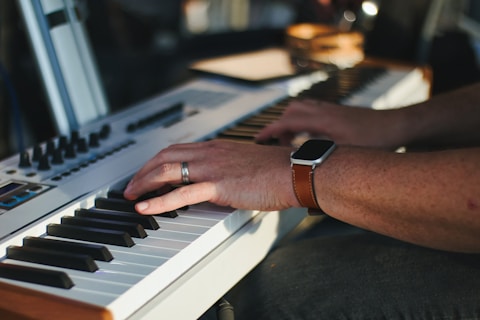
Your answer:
[292,164,320,209]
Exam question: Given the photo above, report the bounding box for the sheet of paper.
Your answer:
[190,48,297,82]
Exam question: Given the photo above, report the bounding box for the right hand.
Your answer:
[124,140,299,214]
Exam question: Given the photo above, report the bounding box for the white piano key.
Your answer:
[153,221,209,234]
[191,202,235,213]
[109,243,179,258]
[86,237,187,257]
[124,238,188,251]
[104,250,168,267]
[94,259,156,276]
[68,267,143,285]
[178,206,232,217]
[67,275,130,294]
[175,210,229,221]
[155,215,218,227]
[140,229,200,243]
[3,259,128,295]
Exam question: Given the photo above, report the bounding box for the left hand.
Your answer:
[123,140,299,214]
[255,99,402,150]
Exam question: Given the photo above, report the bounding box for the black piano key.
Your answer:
[244,116,272,126]
[61,215,147,238]
[109,188,161,199]
[241,118,271,127]
[219,129,257,139]
[106,189,126,199]
[47,223,135,247]
[0,262,74,289]
[256,137,280,145]
[75,208,160,230]
[95,197,137,213]
[228,125,266,134]
[233,121,264,129]
[262,106,285,115]
[157,210,179,218]
[23,236,113,262]
[251,114,280,121]
[137,188,171,201]
[217,133,254,141]
[6,245,98,272]
[108,186,173,202]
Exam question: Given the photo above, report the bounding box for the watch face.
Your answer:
[291,139,335,163]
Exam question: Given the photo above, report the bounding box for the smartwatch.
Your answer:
[290,139,336,211]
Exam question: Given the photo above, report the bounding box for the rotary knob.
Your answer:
[32,145,43,161]
[64,143,76,159]
[99,124,111,139]
[51,148,64,165]
[58,136,68,150]
[37,154,51,171]
[77,138,89,153]
[19,151,31,168]
[46,140,56,155]
[89,132,100,148]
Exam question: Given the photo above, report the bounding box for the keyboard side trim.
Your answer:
[0,280,113,320]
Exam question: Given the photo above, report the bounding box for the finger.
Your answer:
[255,100,315,143]
[134,182,216,214]
[129,142,203,183]
[126,145,204,195]
[282,101,313,116]
[283,98,319,111]
[127,152,170,187]
[255,117,308,143]
[279,132,296,146]
[124,162,184,200]
[255,121,286,142]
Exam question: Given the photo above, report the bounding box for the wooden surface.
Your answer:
[0,282,113,320]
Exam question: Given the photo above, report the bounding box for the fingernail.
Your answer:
[136,201,149,212]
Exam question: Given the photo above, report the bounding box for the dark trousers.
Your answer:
[220,217,480,320]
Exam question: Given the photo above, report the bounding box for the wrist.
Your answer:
[290,139,336,213]
[390,105,424,148]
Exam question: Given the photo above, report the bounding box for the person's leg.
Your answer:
[226,221,480,319]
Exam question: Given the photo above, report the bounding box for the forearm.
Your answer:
[315,146,480,253]
[397,82,480,148]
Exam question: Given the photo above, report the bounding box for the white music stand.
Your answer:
[16,0,109,135]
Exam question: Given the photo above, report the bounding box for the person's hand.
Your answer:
[256,99,403,150]
[123,140,299,214]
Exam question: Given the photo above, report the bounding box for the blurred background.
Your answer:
[1,0,480,159]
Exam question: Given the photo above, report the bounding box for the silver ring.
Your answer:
[181,162,190,185]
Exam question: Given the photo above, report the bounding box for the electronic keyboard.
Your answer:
[0,64,430,319]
